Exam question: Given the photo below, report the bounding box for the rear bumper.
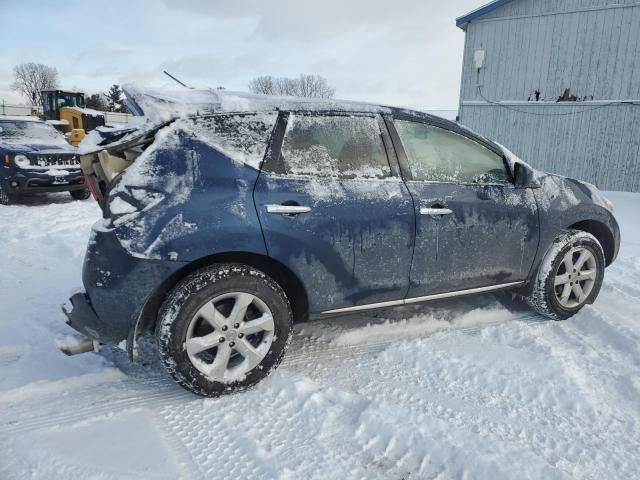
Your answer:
[63,226,186,346]
[62,293,105,341]
[5,170,85,194]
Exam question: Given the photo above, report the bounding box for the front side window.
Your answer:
[279,114,390,179]
[394,120,509,184]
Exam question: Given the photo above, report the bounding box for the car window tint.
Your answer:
[280,115,390,179]
[394,120,509,184]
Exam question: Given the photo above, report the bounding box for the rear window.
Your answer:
[185,113,278,170]
[0,120,67,145]
[278,114,390,179]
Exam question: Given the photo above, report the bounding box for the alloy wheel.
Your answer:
[553,247,598,309]
[185,292,275,382]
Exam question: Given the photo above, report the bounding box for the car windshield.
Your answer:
[0,120,67,145]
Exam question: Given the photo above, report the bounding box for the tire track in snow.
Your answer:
[0,311,541,436]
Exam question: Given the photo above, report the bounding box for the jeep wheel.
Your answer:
[156,264,293,396]
[70,188,91,200]
[525,229,605,320]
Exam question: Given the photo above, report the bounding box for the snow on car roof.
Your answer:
[79,85,477,156]
[122,84,396,122]
[120,84,461,136]
[0,115,43,122]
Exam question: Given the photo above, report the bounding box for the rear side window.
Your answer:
[187,112,278,169]
[394,120,509,184]
[279,114,391,179]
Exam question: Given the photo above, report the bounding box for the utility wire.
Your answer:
[475,86,638,117]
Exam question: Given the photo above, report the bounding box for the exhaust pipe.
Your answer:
[56,335,99,356]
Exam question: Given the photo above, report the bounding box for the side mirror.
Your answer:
[513,162,539,188]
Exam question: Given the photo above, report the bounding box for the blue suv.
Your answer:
[64,88,620,396]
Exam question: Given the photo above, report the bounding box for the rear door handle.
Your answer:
[265,204,311,214]
[420,207,453,216]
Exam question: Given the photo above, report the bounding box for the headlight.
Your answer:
[13,155,30,168]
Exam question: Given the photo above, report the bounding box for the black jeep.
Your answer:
[0,116,88,204]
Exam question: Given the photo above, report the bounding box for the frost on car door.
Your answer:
[254,113,415,313]
[390,119,540,296]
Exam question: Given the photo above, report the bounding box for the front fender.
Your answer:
[526,175,620,287]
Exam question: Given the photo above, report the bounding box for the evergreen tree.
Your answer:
[106,84,124,112]
[85,93,108,111]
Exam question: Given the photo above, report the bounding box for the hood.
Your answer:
[497,143,614,212]
[551,174,615,212]
[1,142,77,154]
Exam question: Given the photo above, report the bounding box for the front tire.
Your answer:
[156,264,293,396]
[525,229,605,320]
[70,188,90,200]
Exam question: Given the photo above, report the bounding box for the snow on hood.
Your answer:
[496,143,614,212]
[0,117,71,147]
[2,142,77,154]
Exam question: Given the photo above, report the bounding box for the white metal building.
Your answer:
[456,0,640,192]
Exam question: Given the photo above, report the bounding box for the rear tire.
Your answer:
[156,264,293,396]
[70,188,90,200]
[525,229,605,320]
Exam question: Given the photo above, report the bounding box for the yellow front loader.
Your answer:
[41,90,106,145]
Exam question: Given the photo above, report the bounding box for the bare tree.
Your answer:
[12,63,59,106]
[248,74,335,99]
[248,76,276,95]
[296,74,335,99]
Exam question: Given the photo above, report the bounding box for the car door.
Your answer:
[386,116,540,298]
[253,112,415,313]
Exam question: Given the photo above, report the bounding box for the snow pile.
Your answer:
[0,192,639,479]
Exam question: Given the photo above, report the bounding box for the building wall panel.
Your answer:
[459,1,640,191]
[460,104,640,191]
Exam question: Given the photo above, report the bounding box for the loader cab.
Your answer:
[42,90,86,121]
[41,89,105,138]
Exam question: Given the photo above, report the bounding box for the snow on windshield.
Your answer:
[0,120,67,145]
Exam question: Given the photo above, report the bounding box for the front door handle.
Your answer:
[265,204,311,215]
[420,207,453,216]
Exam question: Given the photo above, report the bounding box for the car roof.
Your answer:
[120,85,502,157]
[123,84,446,121]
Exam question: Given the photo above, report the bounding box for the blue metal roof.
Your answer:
[456,0,516,28]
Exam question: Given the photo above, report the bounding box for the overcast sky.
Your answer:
[0,0,483,110]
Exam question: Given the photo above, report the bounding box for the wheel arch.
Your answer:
[128,251,310,359]
[568,219,615,266]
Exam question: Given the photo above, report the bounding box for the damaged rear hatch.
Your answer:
[78,85,224,215]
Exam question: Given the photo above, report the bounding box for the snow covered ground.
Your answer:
[1,191,639,479]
